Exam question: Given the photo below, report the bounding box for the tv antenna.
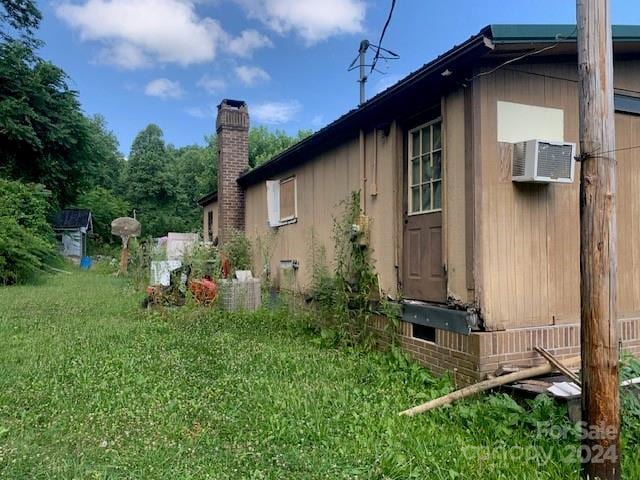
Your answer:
[348,40,399,105]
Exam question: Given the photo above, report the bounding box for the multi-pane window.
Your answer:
[408,119,442,214]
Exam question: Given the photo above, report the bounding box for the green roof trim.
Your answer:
[489,24,640,43]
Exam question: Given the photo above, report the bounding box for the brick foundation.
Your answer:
[373,316,640,386]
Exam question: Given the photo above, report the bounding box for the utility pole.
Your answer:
[358,39,369,105]
[576,1,620,478]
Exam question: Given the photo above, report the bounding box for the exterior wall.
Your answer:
[474,60,640,331]
[244,136,363,291]
[244,92,470,300]
[202,201,218,242]
[442,89,471,303]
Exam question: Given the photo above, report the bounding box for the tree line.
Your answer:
[0,0,309,282]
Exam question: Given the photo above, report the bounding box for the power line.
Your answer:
[370,0,397,74]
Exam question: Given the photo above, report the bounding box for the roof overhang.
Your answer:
[197,190,218,207]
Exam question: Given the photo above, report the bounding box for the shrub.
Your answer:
[222,231,252,275]
[0,179,56,284]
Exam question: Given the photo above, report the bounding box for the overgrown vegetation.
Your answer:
[222,230,253,275]
[0,179,55,284]
[309,191,400,348]
[1,270,639,478]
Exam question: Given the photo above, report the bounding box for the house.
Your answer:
[52,209,93,261]
[199,25,640,384]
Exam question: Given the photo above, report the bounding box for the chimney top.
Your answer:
[219,99,247,110]
[217,99,249,132]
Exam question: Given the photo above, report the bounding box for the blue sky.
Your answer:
[37,0,640,155]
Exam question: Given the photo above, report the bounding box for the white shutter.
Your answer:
[266,180,280,227]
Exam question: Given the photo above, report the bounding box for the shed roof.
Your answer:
[52,209,92,230]
[237,24,640,188]
[197,190,218,207]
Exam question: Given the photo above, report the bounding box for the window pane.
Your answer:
[433,122,442,150]
[421,127,431,154]
[411,131,420,158]
[280,178,296,220]
[433,181,442,209]
[433,150,442,180]
[421,183,431,211]
[411,186,420,213]
[421,154,432,182]
[411,158,420,185]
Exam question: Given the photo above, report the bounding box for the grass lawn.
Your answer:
[0,270,638,479]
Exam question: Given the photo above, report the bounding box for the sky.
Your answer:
[37,0,640,155]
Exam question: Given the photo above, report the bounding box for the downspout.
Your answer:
[371,128,378,196]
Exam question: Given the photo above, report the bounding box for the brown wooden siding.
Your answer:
[475,60,640,330]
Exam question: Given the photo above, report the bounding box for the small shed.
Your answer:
[52,209,93,260]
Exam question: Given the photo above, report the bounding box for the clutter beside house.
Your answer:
[52,209,93,263]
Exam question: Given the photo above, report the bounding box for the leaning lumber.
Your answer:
[398,356,581,416]
[534,347,582,386]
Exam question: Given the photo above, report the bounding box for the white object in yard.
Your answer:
[548,381,582,397]
[621,377,640,387]
[166,232,198,260]
[150,260,182,286]
[235,270,253,281]
[511,139,576,183]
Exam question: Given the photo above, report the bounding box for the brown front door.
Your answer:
[403,119,446,302]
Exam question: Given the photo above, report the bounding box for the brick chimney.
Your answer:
[216,99,249,244]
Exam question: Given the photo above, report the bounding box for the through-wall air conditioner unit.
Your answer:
[511,139,576,183]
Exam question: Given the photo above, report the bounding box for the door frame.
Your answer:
[400,105,447,302]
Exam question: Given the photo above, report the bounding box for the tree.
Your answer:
[1,0,41,43]
[122,124,178,237]
[75,187,130,246]
[82,115,125,192]
[249,127,312,168]
[0,41,90,206]
[0,178,55,284]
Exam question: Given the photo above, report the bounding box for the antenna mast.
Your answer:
[358,39,369,105]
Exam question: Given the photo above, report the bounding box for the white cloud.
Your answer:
[55,0,271,68]
[197,74,227,94]
[235,65,270,86]
[227,29,273,57]
[144,78,184,99]
[252,100,301,124]
[235,0,365,43]
[185,105,216,118]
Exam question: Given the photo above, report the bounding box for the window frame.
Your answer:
[407,117,443,216]
[278,175,297,224]
[207,210,214,241]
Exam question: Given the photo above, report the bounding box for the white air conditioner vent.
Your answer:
[511,139,576,183]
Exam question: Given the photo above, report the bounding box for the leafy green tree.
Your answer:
[122,124,179,237]
[0,178,55,284]
[0,40,90,206]
[249,127,312,168]
[82,115,125,192]
[1,0,41,43]
[75,187,130,246]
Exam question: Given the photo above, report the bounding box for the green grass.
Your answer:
[0,271,638,479]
